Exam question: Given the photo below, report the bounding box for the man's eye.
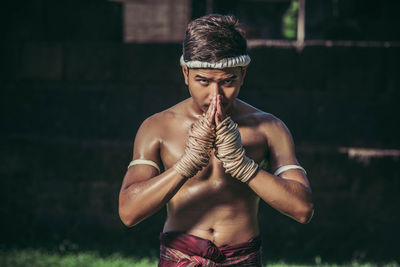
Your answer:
[223,80,233,85]
[199,79,209,85]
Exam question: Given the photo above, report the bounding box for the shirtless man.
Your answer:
[119,14,314,266]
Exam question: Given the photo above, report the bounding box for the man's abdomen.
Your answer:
[163,172,260,246]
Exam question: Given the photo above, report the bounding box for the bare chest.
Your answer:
[160,124,268,171]
[160,120,264,231]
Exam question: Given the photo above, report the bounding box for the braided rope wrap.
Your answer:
[215,117,258,183]
[173,116,215,178]
[180,55,251,69]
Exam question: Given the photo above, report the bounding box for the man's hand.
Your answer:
[173,96,217,178]
[214,96,258,183]
[206,94,217,125]
[215,94,226,126]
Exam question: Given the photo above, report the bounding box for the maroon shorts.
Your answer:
[159,231,262,266]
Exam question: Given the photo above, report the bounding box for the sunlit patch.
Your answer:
[339,147,400,164]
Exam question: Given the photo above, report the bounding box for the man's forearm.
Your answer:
[214,116,258,182]
[119,168,187,227]
[247,169,314,224]
[120,101,216,227]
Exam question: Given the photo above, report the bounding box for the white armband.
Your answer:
[274,165,307,176]
[128,159,161,174]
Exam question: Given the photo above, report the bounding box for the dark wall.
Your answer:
[306,0,400,41]
[1,42,400,263]
[1,0,122,42]
[2,43,400,145]
[5,0,400,43]
[192,0,400,41]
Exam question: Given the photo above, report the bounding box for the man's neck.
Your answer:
[187,98,204,118]
[226,99,238,118]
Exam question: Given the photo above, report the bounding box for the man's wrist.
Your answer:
[173,115,215,178]
[215,116,259,183]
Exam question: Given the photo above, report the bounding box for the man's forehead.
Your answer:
[189,67,241,78]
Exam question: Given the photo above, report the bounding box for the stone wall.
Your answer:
[1,42,399,263]
[123,0,190,42]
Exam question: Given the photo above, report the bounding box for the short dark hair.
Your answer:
[183,14,247,63]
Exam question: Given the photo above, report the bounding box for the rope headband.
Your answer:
[180,55,251,69]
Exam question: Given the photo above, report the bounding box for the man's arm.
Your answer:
[214,95,313,223]
[247,118,314,224]
[118,115,187,227]
[119,98,217,227]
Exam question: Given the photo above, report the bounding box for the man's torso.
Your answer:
[150,98,273,246]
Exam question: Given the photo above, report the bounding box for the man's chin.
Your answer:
[202,105,209,113]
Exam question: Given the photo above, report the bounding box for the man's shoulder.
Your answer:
[140,100,189,129]
[235,99,282,126]
[235,100,292,144]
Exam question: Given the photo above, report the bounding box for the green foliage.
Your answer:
[265,262,399,267]
[0,249,157,267]
[1,249,398,267]
[282,0,299,39]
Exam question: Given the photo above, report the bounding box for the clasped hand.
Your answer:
[174,94,258,182]
[203,93,226,127]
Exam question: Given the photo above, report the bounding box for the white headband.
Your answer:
[180,55,251,69]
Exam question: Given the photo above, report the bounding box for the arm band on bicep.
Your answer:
[128,159,161,174]
[273,165,307,176]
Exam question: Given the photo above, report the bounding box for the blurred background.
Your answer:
[1,0,400,265]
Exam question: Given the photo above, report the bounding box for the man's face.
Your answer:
[182,66,247,113]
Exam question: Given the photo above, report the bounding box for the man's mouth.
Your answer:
[202,101,229,112]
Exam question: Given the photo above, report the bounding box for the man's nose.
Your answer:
[209,82,222,96]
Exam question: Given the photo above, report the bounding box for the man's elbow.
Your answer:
[119,206,142,227]
[296,203,314,224]
[119,210,134,227]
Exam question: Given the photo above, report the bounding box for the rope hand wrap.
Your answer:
[173,115,215,178]
[215,117,259,183]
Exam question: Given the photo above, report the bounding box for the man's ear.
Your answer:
[240,67,247,86]
[181,65,189,85]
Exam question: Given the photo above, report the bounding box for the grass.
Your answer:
[0,249,399,267]
[0,249,157,267]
